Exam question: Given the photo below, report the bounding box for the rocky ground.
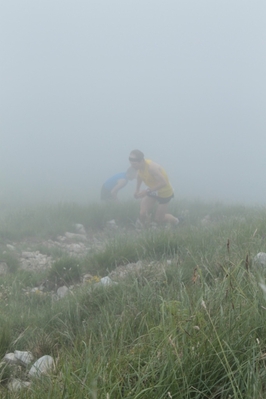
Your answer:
[1,221,122,275]
[0,219,178,298]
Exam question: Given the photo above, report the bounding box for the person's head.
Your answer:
[126,166,137,180]
[129,149,145,169]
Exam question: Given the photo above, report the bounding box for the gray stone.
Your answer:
[20,252,52,272]
[3,353,17,364]
[254,252,266,267]
[75,224,86,234]
[14,350,34,366]
[57,286,69,298]
[64,232,86,241]
[29,355,55,378]
[8,378,31,392]
[99,276,117,286]
[6,244,15,251]
[106,220,118,229]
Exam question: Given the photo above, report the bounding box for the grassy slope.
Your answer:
[0,201,266,398]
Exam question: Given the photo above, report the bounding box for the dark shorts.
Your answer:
[147,192,174,204]
[101,185,112,201]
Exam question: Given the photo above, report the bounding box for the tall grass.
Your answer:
[0,200,139,240]
[0,200,266,397]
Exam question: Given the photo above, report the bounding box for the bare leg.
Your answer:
[139,196,156,226]
[155,203,179,226]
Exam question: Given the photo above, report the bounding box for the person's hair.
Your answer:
[126,167,137,179]
[129,149,144,161]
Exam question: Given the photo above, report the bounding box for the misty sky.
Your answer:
[1,1,266,204]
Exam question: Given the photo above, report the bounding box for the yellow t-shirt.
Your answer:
[138,159,174,198]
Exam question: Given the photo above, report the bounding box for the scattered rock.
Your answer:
[4,353,17,365]
[7,378,31,392]
[21,252,35,259]
[98,276,117,286]
[108,261,142,280]
[14,350,34,366]
[106,220,118,229]
[254,252,266,267]
[20,252,52,272]
[6,244,15,251]
[29,355,55,378]
[75,223,86,234]
[67,243,85,253]
[3,350,56,388]
[64,232,87,241]
[56,286,69,299]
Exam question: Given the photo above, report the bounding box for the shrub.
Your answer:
[48,257,81,286]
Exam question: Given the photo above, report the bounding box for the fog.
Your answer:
[1,1,266,205]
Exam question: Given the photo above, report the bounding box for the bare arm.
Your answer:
[110,179,127,199]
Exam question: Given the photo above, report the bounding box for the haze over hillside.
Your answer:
[1,1,266,204]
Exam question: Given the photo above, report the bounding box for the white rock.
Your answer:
[107,219,116,225]
[106,220,118,229]
[28,355,55,378]
[8,378,31,391]
[67,243,82,253]
[254,252,266,267]
[6,244,15,251]
[14,350,34,366]
[57,286,69,298]
[65,232,86,241]
[4,353,17,364]
[75,223,86,234]
[167,260,172,265]
[100,276,117,286]
[101,276,112,285]
[31,287,41,293]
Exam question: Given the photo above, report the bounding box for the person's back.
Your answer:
[138,159,173,198]
[101,168,136,202]
[103,173,127,191]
